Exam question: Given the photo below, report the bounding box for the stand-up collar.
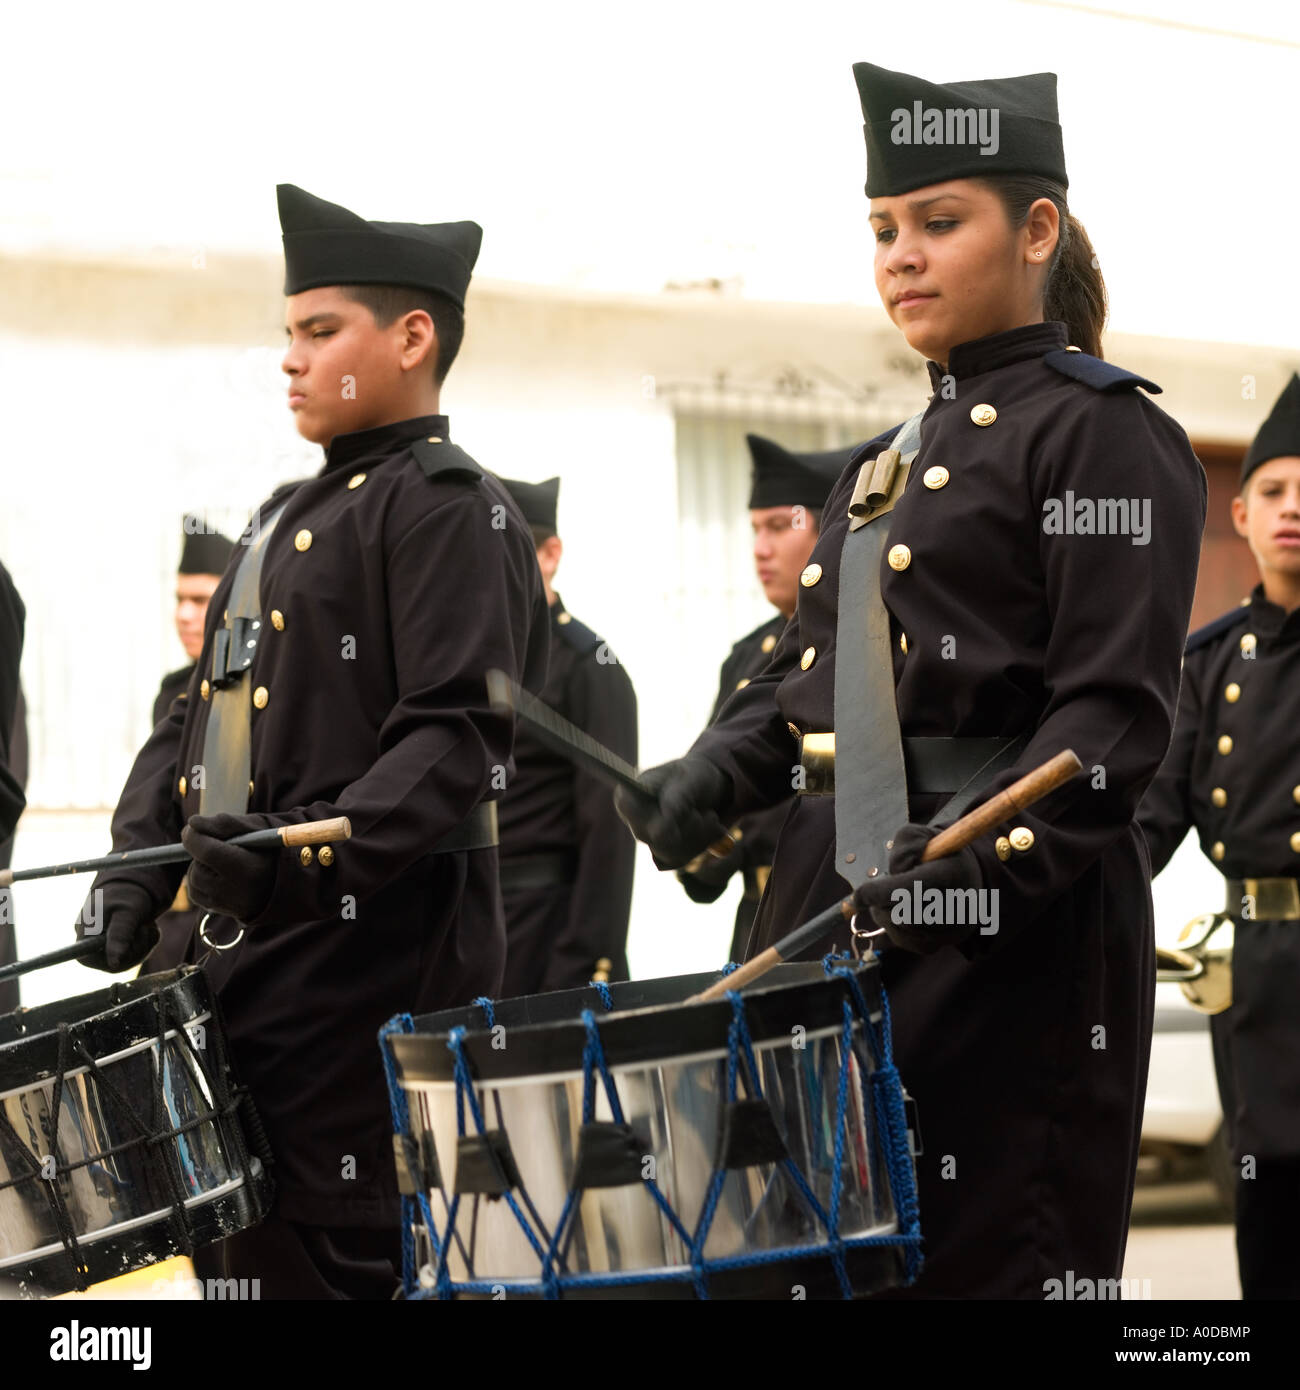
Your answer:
[322,414,450,474]
[1246,582,1300,645]
[925,321,1069,390]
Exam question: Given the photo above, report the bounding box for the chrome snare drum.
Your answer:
[380,958,921,1299]
[0,967,273,1297]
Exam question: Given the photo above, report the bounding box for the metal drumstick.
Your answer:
[486,671,736,858]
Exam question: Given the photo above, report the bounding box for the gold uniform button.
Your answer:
[887,544,912,571]
[800,563,822,587]
[253,686,269,710]
[1291,831,1300,854]
[1211,787,1227,808]
[995,836,1012,862]
[922,466,949,489]
[1241,633,1256,656]
[1217,735,1233,756]
[761,634,777,654]
[1064,345,1083,353]
[271,609,285,631]
[294,529,312,552]
[800,646,816,670]
[318,846,335,867]
[178,776,187,797]
[557,612,572,626]
[347,472,366,490]
[900,633,908,654]
[1009,826,1035,853]
[200,679,210,700]
[427,435,443,444]
[970,403,997,427]
[299,846,314,866]
[249,781,255,797]
[1293,785,1300,805]
[1211,841,1226,862]
[1225,683,1241,703]
[735,677,750,691]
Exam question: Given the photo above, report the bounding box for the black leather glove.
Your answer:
[75,880,160,973]
[850,822,987,956]
[614,756,733,871]
[182,813,278,923]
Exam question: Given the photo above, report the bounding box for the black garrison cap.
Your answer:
[1242,374,1300,488]
[853,62,1068,198]
[500,476,560,532]
[179,517,236,576]
[277,184,482,310]
[746,437,853,511]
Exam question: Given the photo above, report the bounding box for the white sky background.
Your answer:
[2,0,1298,347]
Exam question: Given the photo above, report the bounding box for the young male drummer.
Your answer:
[676,435,852,961]
[494,475,638,995]
[1138,373,1300,1300]
[75,184,549,1298]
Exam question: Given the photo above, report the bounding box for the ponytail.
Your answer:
[977,176,1109,360]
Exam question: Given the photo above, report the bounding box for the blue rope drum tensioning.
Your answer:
[378,961,923,1299]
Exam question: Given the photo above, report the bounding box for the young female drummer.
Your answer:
[618,61,1207,1298]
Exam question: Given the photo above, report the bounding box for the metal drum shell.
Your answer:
[0,967,273,1297]
[390,960,911,1299]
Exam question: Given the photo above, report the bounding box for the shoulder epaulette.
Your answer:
[409,436,484,483]
[1185,605,1252,655]
[1044,349,1160,395]
[555,611,605,658]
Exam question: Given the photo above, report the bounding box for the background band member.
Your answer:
[677,434,852,962]
[1139,373,1300,1300]
[494,475,637,994]
[153,518,236,725]
[618,62,1207,1297]
[75,184,549,1298]
[143,517,237,975]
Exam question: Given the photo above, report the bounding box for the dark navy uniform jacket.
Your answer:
[693,321,1207,1297]
[678,612,791,962]
[1139,588,1300,1160]
[496,594,637,994]
[94,414,549,1227]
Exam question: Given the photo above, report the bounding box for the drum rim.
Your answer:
[388,959,882,1084]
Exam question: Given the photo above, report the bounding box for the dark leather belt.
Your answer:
[499,849,575,892]
[1225,877,1300,920]
[433,801,499,854]
[798,734,1023,798]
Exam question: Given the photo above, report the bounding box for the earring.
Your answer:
[1034,251,1043,258]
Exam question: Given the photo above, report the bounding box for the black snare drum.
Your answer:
[0,966,273,1297]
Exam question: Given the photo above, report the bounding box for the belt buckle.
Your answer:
[1243,877,1300,920]
[798,733,836,796]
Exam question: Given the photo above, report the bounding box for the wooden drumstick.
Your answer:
[0,816,352,888]
[687,749,1082,1004]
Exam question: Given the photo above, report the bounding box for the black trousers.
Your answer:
[1236,1158,1300,1300]
[199,1215,401,1300]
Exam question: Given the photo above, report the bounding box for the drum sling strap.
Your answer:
[832,415,1030,891]
[199,505,284,817]
[832,412,924,890]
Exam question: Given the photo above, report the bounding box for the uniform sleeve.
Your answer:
[690,616,803,818]
[245,485,549,928]
[540,650,638,987]
[94,700,190,911]
[0,565,26,839]
[963,392,1207,949]
[1135,654,1202,877]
